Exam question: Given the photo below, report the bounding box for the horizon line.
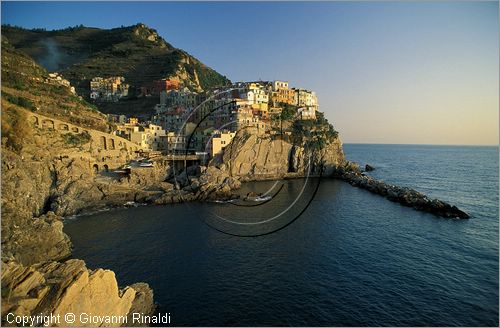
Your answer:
[343,142,499,147]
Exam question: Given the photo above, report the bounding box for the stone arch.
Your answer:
[83,130,89,134]
[59,123,69,131]
[100,136,107,150]
[72,127,79,133]
[30,115,39,126]
[93,164,99,173]
[42,119,54,129]
[109,138,116,150]
[104,164,109,172]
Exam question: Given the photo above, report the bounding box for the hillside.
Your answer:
[1,36,109,154]
[2,23,231,96]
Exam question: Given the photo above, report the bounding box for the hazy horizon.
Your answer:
[2,1,498,145]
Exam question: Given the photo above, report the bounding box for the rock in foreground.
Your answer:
[1,259,155,327]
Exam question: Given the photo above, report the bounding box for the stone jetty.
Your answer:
[335,168,470,219]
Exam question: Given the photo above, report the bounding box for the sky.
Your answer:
[2,1,499,145]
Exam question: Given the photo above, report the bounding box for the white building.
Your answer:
[128,124,167,151]
[298,107,317,120]
[273,80,289,90]
[166,132,186,153]
[294,89,318,108]
[241,83,269,105]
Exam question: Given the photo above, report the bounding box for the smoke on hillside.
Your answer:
[38,38,65,71]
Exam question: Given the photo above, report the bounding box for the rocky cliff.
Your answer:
[1,116,159,325]
[2,260,153,327]
[217,128,346,181]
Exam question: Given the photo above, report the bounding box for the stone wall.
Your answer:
[26,110,145,171]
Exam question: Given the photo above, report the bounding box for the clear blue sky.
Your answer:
[2,1,498,145]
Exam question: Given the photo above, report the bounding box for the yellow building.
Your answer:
[128,117,139,125]
[271,80,295,105]
[251,103,269,120]
[272,88,295,105]
[210,130,236,157]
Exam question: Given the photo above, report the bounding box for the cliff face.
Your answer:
[218,131,346,181]
[1,120,171,265]
[1,107,160,324]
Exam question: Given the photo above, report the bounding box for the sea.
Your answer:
[64,144,499,326]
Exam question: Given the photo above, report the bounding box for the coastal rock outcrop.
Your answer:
[2,212,72,267]
[218,131,346,181]
[1,260,155,327]
[154,166,241,204]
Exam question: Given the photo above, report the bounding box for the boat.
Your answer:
[139,162,154,167]
[254,195,272,202]
[243,192,272,202]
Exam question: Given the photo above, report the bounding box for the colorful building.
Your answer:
[210,130,236,157]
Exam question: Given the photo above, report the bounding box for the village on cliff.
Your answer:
[88,76,319,158]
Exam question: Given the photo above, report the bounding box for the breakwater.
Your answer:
[336,169,470,219]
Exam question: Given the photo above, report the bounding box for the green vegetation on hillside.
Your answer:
[62,131,91,147]
[279,103,298,120]
[1,23,231,95]
[1,36,109,132]
[2,92,37,111]
[291,113,339,150]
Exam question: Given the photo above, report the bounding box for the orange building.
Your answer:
[153,79,180,94]
[272,88,295,105]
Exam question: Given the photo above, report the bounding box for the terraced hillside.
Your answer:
[1,36,109,154]
[2,23,231,95]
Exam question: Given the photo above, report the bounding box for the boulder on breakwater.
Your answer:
[365,164,375,172]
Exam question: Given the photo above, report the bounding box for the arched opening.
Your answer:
[31,116,39,126]
[93,164,99,173]
[109,138,115,150]
[72,127,79,133]
[59,124,69,131]
[100,136,107,150]
[104,164,109,172]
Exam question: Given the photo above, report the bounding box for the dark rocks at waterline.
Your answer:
[336,170,470,219]
[365,164,375,172]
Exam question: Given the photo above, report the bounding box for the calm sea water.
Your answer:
[64,144,499,326]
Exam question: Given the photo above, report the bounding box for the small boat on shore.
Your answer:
[243,192,272,202]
